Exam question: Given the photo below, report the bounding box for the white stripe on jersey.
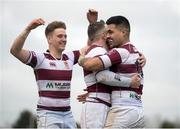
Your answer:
[113,48,129,63]
[99,55,112,68]
[123,53,139,64]
[111,91,142,107]
[35,58,73,70]
[38,97,70,107]
[84,73,96,87]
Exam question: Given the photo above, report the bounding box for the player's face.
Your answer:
[106,24,125,49]
[48,28,67,52]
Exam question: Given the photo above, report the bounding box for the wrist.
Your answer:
[78,55,85,66]
[25,26,32,32]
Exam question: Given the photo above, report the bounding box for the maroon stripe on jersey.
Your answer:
[44,53,56,60]
[121,44,139,54]
[98,56,106,69]
[117,64,139,73]
[87,97,111,107]
[34,69,72,81]
[87,84,111,93]
[112,85,143,95]
[37,105,71,111]
[39,91,70,98]
[83,69,93,76]
[27,51,37,68]
[107,49,122,65]
[73,50,80,64]
[62,54,69,60]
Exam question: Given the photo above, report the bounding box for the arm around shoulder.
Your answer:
[79,56,104,71]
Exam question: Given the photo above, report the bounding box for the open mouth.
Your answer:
[106,39,113,48]
[58,42,66,46]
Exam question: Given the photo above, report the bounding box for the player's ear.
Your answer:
[46,34,52,44]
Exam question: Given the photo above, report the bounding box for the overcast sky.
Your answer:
[0,0,180,127]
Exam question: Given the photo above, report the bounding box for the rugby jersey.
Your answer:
[26,50,80,111]
[84,44,111,106]
[99,42,144,107]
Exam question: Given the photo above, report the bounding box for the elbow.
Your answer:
[10,46,15,56]
[10,46,17,57]
[10,44,20,58]
[95,74,102,83]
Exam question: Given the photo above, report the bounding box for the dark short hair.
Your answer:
[88,20,105,41]
[106,16,130,32]
[45,21,66,37]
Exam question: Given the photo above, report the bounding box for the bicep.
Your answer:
[12,49,31,63]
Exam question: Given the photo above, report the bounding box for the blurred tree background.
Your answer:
[12,110,37,128]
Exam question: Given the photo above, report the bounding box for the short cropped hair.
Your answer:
[88,20,105,42]
[45,21,66,37]
[106,16,130,33]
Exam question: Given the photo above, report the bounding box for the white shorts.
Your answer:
[81,102,110,129]
[104,105,145,128]
[37,109,77,129]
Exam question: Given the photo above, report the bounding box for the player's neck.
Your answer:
[48,47,63,59]
[91,39,104,47]
[120,39,130,47]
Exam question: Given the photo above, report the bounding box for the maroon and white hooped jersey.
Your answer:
[84,44,111,106]
[26,50,80,111]
[99,42,144,107]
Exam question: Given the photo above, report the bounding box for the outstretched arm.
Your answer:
[10,18,45,63]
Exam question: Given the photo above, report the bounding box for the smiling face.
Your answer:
[105,15,131,49]
[106,24,126,49]
[48,28,67,52]
[45,21,67,53]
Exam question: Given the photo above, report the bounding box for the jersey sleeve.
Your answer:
[25,51,44,68]
[96,70,131,87]
[62,50,80,65]
[99,48,129,69]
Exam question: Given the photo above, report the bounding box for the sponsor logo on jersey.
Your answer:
[114,74,121,81]
[129,93,141,100]
[49,62,56,67]
[46,82,54,88]
[46,82,70,89]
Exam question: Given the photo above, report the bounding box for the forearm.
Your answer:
[96,70,131,87]
[78,56,104,71]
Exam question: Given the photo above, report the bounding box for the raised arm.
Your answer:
[10,18,45,63]
[87,9,98,24]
